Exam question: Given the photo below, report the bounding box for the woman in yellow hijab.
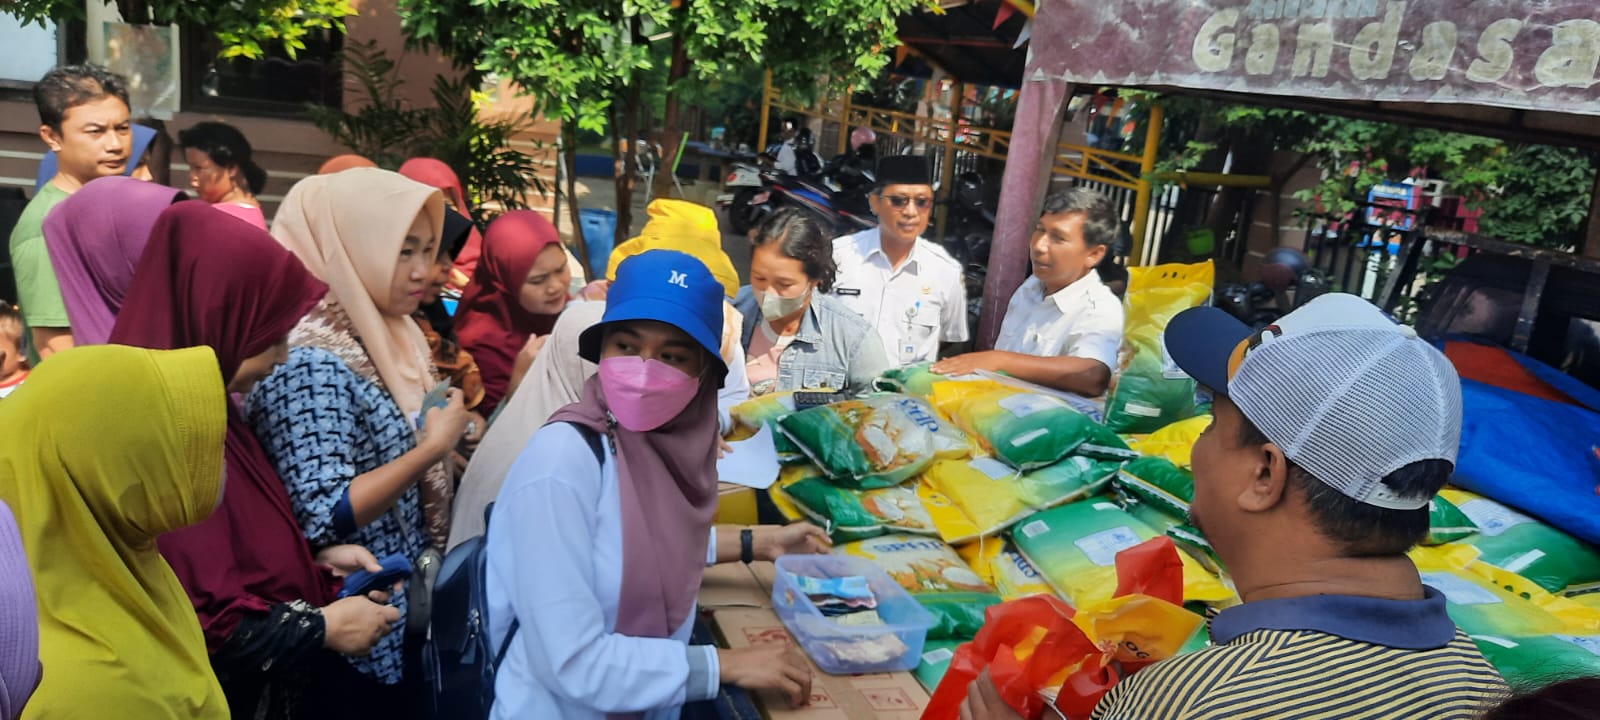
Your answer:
[0,344,228,719]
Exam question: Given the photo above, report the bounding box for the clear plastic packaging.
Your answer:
[771,554,935,674]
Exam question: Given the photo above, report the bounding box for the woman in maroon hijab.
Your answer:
[108,202,401,720]
[453,210,573,417]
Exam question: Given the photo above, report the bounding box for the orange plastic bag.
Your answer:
[922,538,1202,720]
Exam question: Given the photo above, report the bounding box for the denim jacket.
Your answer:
[734,286,891,394]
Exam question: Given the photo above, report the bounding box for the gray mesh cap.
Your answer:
[1164,293,1462,510]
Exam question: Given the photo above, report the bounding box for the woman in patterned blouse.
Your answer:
[247,168,475,716]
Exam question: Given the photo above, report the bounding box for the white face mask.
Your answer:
[755,287,810,322]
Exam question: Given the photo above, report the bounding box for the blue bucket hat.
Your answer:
[579,249,729,384]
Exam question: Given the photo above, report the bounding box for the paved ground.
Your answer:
[554,175,753,284]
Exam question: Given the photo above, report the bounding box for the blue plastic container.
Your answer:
[578,208,618,276]
[772,554,934,675]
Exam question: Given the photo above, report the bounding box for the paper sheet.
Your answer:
[717,424,782,489]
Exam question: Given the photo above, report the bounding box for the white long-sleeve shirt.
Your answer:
[487,422,720,719]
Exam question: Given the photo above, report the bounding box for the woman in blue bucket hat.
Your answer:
[486,250,818,718]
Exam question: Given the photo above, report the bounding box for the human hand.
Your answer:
[755,523,832,562]
[422,389,471,458]
[718,645,813,707]
[462,410,487,450]
[315,545,380,579]
[717,436,733,459]
[321,595,401,656]
[959,670,1025,720]
[578,279,611,301]
[931,351,1002,377]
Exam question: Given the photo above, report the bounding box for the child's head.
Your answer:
[0,303,25,377]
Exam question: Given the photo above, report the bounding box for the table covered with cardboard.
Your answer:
[697,561,930,719]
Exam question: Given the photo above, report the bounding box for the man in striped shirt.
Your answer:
[962,294,1508,720]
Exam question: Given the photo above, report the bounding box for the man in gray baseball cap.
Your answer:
[961,293,1507,720]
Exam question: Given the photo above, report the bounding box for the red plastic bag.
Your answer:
[922,537,1202,720]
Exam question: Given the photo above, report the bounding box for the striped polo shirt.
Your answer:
[1092,587,1508,720]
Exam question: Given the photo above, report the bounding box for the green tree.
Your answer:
[398,0,934,264]
[5,0,355,59]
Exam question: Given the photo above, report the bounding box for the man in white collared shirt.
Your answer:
[829,155,968,367]
[933,188,1124,397]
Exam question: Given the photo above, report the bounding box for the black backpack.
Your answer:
[423,423,605,719]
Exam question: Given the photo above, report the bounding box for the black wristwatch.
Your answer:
[740,528,755,564]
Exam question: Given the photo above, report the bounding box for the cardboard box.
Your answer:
[712,607,930,719]
[716,482,759,525]
[700,561,774,610]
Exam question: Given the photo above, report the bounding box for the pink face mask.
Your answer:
[597,355,701,432]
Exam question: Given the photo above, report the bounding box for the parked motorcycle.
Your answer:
[939,172,996,334]
[1217,247,1330,328]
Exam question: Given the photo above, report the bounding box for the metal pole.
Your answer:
[936,80,965,242]
[837,86,854,156]
[758,69,774,151]
[1130,104,1163,266]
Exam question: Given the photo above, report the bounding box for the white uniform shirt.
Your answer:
[995,272,1125,376]
[829,228,968,367]
[488,423,721,720]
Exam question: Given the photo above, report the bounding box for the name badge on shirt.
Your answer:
[835,287,862,297]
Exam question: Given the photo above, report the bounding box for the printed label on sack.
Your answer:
[1555,635,1600,657]
[1502,549,1547,574]
[1420,572,1503,606]
[1075,526,1143,567]
[1124,402,1163,418]
[1020,520,1050,539]
[1011,428,1051,447]
[970,457,1016,481]
[922,647,955,665]
[998,393,1062,418]
[1457,499,1534,537]
[1160,333,1191,380]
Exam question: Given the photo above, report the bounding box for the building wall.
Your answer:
[0,0,556,221]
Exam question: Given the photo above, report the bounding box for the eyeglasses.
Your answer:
[881,194,933,211]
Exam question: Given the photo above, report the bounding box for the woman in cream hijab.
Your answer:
[247,168,474,711]
[0,344,229,719]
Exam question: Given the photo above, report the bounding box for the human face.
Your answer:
[1188,394,1265,548]
[423,256,451,306]
[599,320,709,378]
[41,95,132,185]
[518,245,572,315]
[1030,211,1108,295]
[228,338,289,394]
[378,212,438,317]
[0,332,23,378]
[749,242,816,317]
[869,183,935,247]
[185,148,236,203]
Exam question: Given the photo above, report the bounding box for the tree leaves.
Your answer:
[4,0,357,60]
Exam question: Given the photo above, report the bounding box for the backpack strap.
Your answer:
[490,422,607,673]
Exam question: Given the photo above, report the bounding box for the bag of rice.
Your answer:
[776,473,936,541]
[958,538,1054,601]
[931,381,1133,470]
[1471,633,1600,689]
[841,533,1002,640]
[917,481,984,544]
[1125,415,1211,468]
[777,394,975,489]
[727,391,805,459]
[1104,261,1214,434]
[1115,456,1195,519]
[1166,524,1225,576]
[1011,500,1235,609]
[914,641,963,694]
[922,456,1123,541]
[1439,489,1600,595]
[1409,545,1587,637]
[873,362,967,397]
[1425,494,1478,545]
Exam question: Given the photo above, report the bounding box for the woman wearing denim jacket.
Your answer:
[733,209,890,396]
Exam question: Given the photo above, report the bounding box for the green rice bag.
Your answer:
[777,394,974,489]
[1471,633,1600,689]
[776,475,936,541]
[874,362,946,397]
[913,640,963,694]
[841,533,1001,640]
[1015,455,1124,509]
[1425,495,1478,546]
[1115,456,1195,519]
[1104,262,1214,433]
[1441,489,1600,595]
[931,382,1115,470]
[1012,499,1235,609]
[1167,523,1226,576]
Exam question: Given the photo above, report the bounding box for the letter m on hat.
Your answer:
[669,270,690,288]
